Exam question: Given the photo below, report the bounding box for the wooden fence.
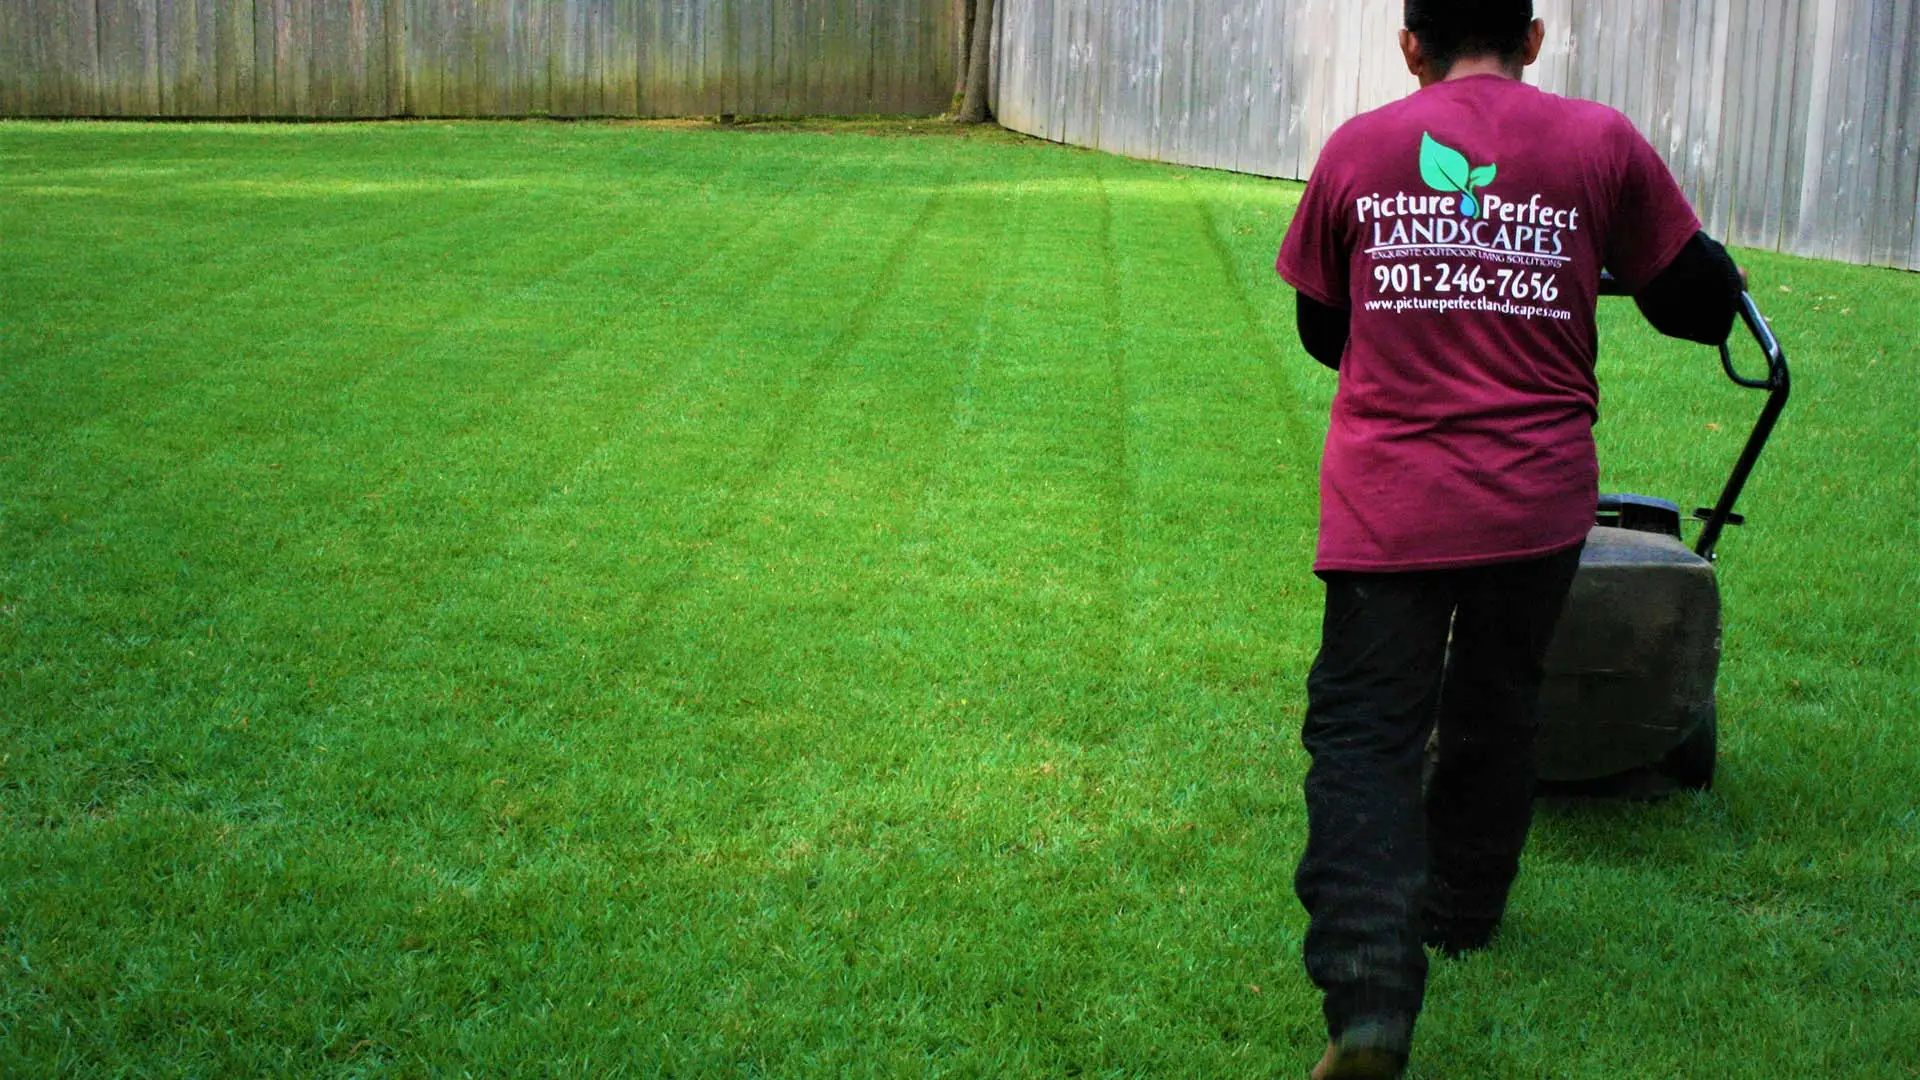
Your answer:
[0,0,960,119]
[990,0,1920,270]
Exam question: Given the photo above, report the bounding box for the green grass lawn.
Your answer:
[1,118,1914,1078]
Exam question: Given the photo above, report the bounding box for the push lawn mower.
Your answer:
[1532,281,1791,796]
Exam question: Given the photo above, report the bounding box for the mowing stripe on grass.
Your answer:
[612,175,957,631]
[1092,167,1139,745]
[1190,186,1322,485]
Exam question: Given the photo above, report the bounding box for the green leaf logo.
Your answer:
[1420,133,1497,218]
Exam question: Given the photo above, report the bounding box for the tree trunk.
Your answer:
[956,0,977,101]
[958,0,995,124]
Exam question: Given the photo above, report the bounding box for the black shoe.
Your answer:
[1310,1018,1412,1080]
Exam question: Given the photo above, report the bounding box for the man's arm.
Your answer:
[1633,231,1745,345]
[1296,292,1350,371]
[1276,131,1354,371]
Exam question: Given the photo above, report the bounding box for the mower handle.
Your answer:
[1597,272,1791,561]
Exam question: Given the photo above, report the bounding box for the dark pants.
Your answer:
[1295,544,1583,1039]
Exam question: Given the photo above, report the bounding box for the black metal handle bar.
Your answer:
[1695,292,1790,560]
[1595,272,1791,561]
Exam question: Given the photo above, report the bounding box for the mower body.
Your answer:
[1528,287,1788,794]
[1537,509,1719,789]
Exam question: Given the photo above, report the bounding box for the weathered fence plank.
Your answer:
[214,0,254,114]
[95,0,157,115]
[1893,0,1920,269]
[734,0,756,114]
[154,0,195,116]
[1871,0,1917,268]
[1,0,34,116]
[249,0,271,113]
[992,0,1919,270]
[275,0,301,115]
[0,1,20,116]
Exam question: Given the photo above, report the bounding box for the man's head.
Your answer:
[1400,1,1545,85]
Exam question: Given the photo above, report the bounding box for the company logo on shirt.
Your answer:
[1351,133,1582,267]
[1419,133,1496,218]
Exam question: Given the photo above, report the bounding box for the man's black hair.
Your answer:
[1404,1,1535,75]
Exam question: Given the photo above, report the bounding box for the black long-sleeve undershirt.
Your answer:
[1296,291,1350,371]
[1292,231,1744,372]
[1631,232,1744,345]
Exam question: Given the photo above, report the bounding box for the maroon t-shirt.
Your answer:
[1277,75,1700,572]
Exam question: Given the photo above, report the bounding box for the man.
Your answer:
[1274,3,1744,1077]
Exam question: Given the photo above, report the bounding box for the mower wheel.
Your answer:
[1659,704,1717,791]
